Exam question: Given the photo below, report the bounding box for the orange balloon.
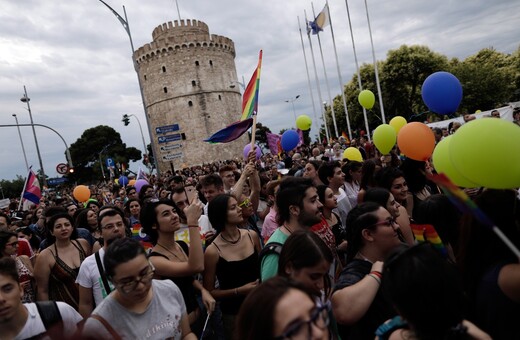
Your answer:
[128,179,136,186]
[397,122,435,161]
[73,185,91,202]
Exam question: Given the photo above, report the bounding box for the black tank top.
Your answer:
[214,232,259,315]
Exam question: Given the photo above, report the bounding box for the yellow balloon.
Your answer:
[296,115,312,131]
[343,147,363,162]
[450,119,520,188]
[389,116,407,134]
[432,136,478,188]
[358,90,375,109]
[475,109,481,113]
[373,124,396,155]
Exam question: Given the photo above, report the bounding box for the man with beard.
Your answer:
[0,257,82,339]
[260,177,323,281]
[76,209,126,318]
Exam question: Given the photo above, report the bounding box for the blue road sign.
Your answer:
[106,158,114,168]
[48,177,69,186]
[156,124,180,134]
[158,134,181,144]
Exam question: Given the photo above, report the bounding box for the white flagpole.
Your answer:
[364,0,386,124]
[344,0,371,140]
[298,16,322,144]
[325,0,352,140]
[304,10,331,143]
[17,170,30,211]
[174,0,181,21]
[311,2,339,139]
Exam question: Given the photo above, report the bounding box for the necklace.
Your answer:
[283,224,294,234]
[157,243,185,261]
[357,251,373,264]
[220,230,242,244]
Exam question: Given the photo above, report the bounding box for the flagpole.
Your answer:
[298,16,321,144]
[304,10,331,143]
[325,0,352,140]
[344,0,371,140]
[17,171,30,211]
[311,2,339,140]
[364,0,385,124]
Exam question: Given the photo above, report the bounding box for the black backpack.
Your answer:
[258,241,284,282]
[29,301,63,340]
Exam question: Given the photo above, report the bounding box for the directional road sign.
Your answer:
[158,134,182,144]
[161,152,183,161]
[156,124,180,134]
[160,144,182,153]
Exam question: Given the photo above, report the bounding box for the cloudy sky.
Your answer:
[0,0,518,182]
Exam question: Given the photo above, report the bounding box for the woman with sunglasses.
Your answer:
[1,230,36,303]
[82,238,196,339]
[204,193,262,339]
[331,202,401,340]
[236,276,331,340]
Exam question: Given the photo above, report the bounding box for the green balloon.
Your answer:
[450,119,520,189]
[358,90,375,109]
[373,124,396,155]
[296,115,312,131]
[432,136,478,188]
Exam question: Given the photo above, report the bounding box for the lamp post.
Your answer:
[285,95,301,121]
[124,114,149,165]
[12,114,29,172]
[20,86,47,187]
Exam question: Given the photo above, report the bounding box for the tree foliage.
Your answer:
[68,125,141,183]
[0,176,25,199]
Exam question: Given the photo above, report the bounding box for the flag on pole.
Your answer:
[266,132,282,155]
[22,170,41,205]
[308,4,330,35]
[205,50,263,143]
[137,167,148,181]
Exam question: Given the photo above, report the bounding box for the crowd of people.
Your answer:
[1,120,520,339]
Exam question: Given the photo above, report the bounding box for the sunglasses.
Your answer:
[239,198,252,208]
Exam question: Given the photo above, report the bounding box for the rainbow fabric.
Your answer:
[205,50,262,143]
[240,50,263,121]
[411,223,447,257]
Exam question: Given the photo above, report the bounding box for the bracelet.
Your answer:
[188,225,199,228]
[234,288,239,295]
[370,271,382,279]
[368,274,381,285]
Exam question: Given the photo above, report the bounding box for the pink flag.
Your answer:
[266,132,281,155]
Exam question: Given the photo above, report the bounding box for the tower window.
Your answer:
[163,87,168,93]
[188,101,193,107]
[144,75,147,80]
[162,66,166,72]
[192,80,196,86]
[209,60,213,66]
[195,61,199,66]
[218,95,222,100]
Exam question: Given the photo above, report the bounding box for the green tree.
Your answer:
[68,125,141,183]
[0,176,25,200]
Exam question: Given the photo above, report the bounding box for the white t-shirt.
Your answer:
[334,187,353,227]
[76,248,114,307]
[15,302,82,340]
[82,280,187,339]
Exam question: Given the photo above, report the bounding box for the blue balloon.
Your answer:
[119,175,129,187]
[421,72,463,115]
[281,130,300,151]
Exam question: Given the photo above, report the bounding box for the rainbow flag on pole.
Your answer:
[205,50,263,143]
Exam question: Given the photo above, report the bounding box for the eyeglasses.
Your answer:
[113,263,155,294]
[6,241,19,247]
[239,198,252,208]
[274,301,331,340]
[369,217,398,229]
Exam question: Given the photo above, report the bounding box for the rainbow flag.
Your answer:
[205,50,262,143]
[411,223,447,257]
[341,131,350,143]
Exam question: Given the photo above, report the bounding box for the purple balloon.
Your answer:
[135,179,149,194]
[281,130,300,151]
[243,144,262,160]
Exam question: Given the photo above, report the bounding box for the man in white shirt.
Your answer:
[319,161,353,226]
[0,257,82,339]
[76,209,126,318]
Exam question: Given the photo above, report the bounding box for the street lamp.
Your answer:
[12,114,29,172]
[20,86,47,187]
[285,95,301,121]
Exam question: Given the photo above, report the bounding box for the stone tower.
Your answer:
[134,19,247,173]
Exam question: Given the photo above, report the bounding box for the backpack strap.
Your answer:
[258,242,284,282]
[95,251,112,295]
[90,314,122,340]
[35,301,63,339]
